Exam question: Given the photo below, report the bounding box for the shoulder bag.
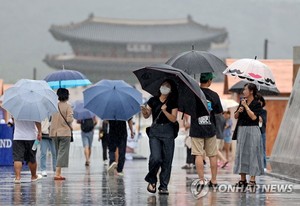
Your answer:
[146,110,179,139]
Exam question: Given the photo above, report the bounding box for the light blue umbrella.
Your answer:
[83,80,143,121]
[72,100,95,120]
[44,68,92,89]
[2,79,58,122]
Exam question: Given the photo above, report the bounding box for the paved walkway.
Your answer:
[1,135,300,205]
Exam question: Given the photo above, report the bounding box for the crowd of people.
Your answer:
[6,72,268,196]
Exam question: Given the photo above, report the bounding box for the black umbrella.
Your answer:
[229,81,280,96]
[165,48,227,75]
[133,64,209,118]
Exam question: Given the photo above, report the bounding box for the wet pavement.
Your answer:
[1,134,300,205]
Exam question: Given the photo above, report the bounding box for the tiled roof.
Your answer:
[49,15,228,44]
[225,59,293,95]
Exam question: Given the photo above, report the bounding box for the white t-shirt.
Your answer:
[13,120,37,141]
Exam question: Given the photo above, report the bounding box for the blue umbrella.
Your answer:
[83,80,143,121]
[72,100,95,120]
[44,69,92,89]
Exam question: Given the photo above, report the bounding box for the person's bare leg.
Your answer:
[240,173,246,181]
[217,151,227,163]
[28,161,38,180]
[223,143,230,161]
[14,161,22,180]
[195,155,204,180]
[88,147,91,162]
[55,167,61,177]
[209,155,217,184]
[84,147,89,163]
[250,176,256,182]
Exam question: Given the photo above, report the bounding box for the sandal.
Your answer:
[221,161,229,168]
[234,180,247,187]
[248,180,256,187]
[147,183,156,193]
[208,180,218,188]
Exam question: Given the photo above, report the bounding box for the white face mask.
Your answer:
[160,85,171,95]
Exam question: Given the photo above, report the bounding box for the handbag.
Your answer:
[146,110,179,138]
[58,105,74,142]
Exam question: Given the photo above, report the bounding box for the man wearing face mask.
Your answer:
[190,73,223,190]
[141,79,178,195]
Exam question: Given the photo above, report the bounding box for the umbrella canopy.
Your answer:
[83,80,143,121]
[44,69,92,89]
[72,100,95,120]
[229,80,280,96]
[165,49,227,75]
[2,79,58,122]
[133,64,209,118]
[221,99,239,111]
[223,58,277,88]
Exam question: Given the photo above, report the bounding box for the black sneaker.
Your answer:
[158,189,169,195]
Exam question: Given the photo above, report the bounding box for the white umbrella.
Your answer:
[2,79,58,122]
[221,99,239,111]
[223,58,277,88]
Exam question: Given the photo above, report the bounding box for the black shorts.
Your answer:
[13,140,37,164]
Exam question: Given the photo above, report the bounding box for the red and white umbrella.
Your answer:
[223,57,277,88]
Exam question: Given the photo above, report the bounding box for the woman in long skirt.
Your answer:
[233,83,264,187]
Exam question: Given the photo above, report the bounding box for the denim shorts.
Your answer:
[81,131,94,147]
[224,135,232,143]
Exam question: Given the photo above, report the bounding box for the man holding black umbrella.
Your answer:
[190,73,223,189]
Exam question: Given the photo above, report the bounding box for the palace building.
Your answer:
[44,14,229,83]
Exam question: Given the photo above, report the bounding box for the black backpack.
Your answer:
[81,118,95,132]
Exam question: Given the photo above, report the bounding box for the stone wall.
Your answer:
[270,47,300,179]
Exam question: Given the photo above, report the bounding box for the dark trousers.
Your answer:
[186,147,195,164]
[145,135,175,190]
[108,134,127,173]
[101,134,108,161]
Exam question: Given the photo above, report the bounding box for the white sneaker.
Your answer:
[107,162,117,175]
[42,171,47,177]
[117,172,124,176]
[31,174,43,182]
[103,160,109,166]
[13,178,21,184]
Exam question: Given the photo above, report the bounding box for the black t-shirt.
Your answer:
[190,88,223,138]
[147,96,178,124]
[108,120,127,138]
[238,99,262,126]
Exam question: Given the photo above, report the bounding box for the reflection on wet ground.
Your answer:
[1,145,300,205]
